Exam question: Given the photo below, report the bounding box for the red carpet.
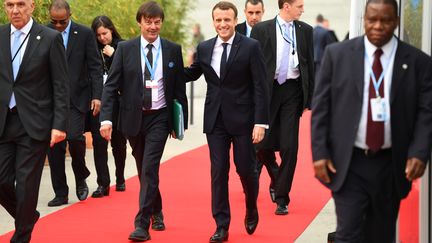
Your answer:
[1,112,331,242]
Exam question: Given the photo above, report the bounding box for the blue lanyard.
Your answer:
[365,43,397,98]
[276,18,296,55]
[141,42,161,80]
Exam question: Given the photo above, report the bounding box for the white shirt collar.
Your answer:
[276,15,293,27]
[216,33,235,47]
[141,35,161,50]
[10,18,33,36]
[364,35,397,60]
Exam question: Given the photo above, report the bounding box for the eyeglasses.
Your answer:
[50,19,69,25]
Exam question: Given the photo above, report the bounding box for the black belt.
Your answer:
[274,78,298,83]
[142,107,166,115]
[8,107,18,113]
[353,147,391,158]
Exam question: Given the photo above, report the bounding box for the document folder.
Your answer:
[172,99,184,140]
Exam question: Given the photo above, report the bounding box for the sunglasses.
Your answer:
[50,19,69,25]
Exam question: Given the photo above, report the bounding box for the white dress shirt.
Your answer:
[354,36,397,149]
[275,15,300,80]
[211,34,234,77]
[140,35,166,110]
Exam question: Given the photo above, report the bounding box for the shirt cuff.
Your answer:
[101,120,112,126]
[255,124,269,129]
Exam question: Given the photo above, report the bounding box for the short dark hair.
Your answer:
[49,0,71,15]
[212,1,238,19]
[136,1,164,23]
[245,0,264,8]
[365,0,398,17]
[91,15,122,41]
[278,0,296,9]
[316,14,324,23]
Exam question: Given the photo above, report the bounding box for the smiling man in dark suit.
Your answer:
[312,0,432,241]
[0,0,68,241]
[184,2,268,242]
[100,1,188,241]
[46,0,103,207]
[250,0,314,215]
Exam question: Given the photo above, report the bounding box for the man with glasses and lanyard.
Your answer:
[46,0,103,207]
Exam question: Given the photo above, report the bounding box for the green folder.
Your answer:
[172,99,184,140]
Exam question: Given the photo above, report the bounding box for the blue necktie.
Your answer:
[9,30,23,109]
[277,23,291,85]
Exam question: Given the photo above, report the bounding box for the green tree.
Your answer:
[0,0,192,46]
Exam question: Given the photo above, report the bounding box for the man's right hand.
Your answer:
[100,124,112,141]
[313,159,337,184]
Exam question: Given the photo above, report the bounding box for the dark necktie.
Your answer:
[143,43,153,109]
[366,48,384,152]
[220,43,228,79]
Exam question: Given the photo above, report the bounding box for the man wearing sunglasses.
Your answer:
[46,0,103,207]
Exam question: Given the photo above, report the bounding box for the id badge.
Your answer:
[103,74,108,85]
[145,80,159,100]
[370,98,387,122]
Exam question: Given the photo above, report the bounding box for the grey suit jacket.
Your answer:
[311,36,432,198]
[0,22,69,141]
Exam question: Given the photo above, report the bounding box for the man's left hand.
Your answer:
[405,157,426,181]
[91,99,101,116]
[50,129,66,147]
[252,126,265,144]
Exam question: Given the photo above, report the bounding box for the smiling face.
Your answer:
[364,2,399,47]
[213,7,237,42]
[139,16,162,43]
[4,0,34,29]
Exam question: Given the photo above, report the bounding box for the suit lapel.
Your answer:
[0,24,13,82]
[161,38,170,93]
[352,38,365,98]
[390,41,408,103]
[269,18,277,62]
[206,37,219,79]
[221,34,241,82]
[66,22,77,59]
[14,22,43,82]
[132,37,143,85]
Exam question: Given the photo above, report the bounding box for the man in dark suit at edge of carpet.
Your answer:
[311,0,432,241]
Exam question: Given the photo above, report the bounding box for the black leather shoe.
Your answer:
[151,212,165,231]
[245,208,259,235]
[128,227,150,242]
[76,180,89,201]
[209,228,228,242]
[275,204,288,215]
[91,185,110,198]
[47,196,68,207]
[116,183,126,192]
[269,186,276,202]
